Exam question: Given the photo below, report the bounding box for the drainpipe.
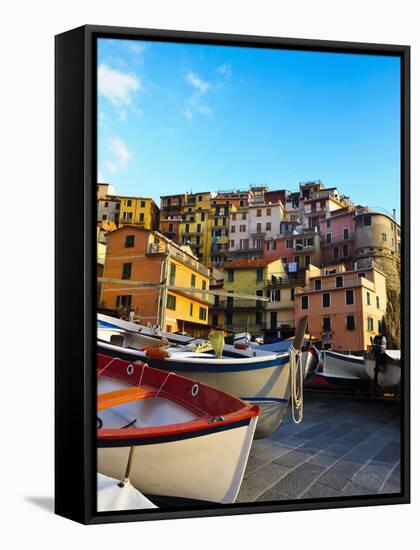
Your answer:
[158,247,170,329]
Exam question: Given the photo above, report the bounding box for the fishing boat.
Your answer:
[97,354,259,505]
[364,350,401,393]
[259,338,320,379]
[97,317,309,438]
[314,350,371,389]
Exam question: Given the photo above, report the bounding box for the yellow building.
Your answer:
[213,258,283,336]
[101,226,212,336]
[117,196,159,230]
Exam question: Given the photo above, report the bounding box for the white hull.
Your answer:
[318,350,370,382]
[364,352,401,392]
[98,417,258,504]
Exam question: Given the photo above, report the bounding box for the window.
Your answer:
[191,274,196,288]
[346,315,355,330]
[165,325,172,333]
[358,272,366,279]
[376,296,380,309]
[322,293,330,308]
[214,295,220,307]
[102,214,107,220]
[326,219,331,229]
[169,263,176,285]
[286,239,292,249]
[186,223,190,233]
[346,290,354,305]
[198,195,202,202]
[382,233,387,242]
[256,311,263,324]
[363,215,371,226]
[326,233,332,244]
[256,209,262,217]
[256,222,262,233]
[167,294,176,310]
[322,317,331,332]
[199,307,207,321]
[266,222,271,231]
[242,212,246,220]
[305,255,310,267]
[343,228,349,240]
[378,319,382,332]
[227,270,234,282]
[168,223,173,233]
[367,292,371,306]
[240,225,246,232]
[201,212,205,221]
[336,275,343,288]
[333,246,339,259]
[256,268,264,282]
[214,219,219,227]
[140,200,145,208]
[301,295,309,310]
[343,244,349,257]
[212,314,219,326]
[104,201,109,207]
[139,213,145,222]
[271,289,281,302]
[231,225,236,233]
[367,317,374,331]
[202,280,207,290]
[122,263,132,280]
[232,213,236,221]
[127,200,132,206]
[291,288,295,301]
[197,223,201,233]
[116,295,132,308]
[226,312,233,325]
[314,279,322,291]
[190,303,193,316]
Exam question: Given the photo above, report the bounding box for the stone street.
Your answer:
[238,391,401,502]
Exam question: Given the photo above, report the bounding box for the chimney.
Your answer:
[393,208,396,220]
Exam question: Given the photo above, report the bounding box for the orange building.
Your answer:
[100,226,211,335]
[295,263,387,353]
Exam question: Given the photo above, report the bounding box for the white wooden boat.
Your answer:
[97,317,309,438]
[364,350,401,393]
[97,354,259,505]
[316,350,371,386]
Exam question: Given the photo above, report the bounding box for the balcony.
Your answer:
[265,277,305,288]
[147,244,210,278]
[250,230,266,237]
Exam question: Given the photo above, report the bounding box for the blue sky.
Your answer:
[97,39,401,220]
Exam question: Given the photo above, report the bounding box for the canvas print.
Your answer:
[95,38,402,512]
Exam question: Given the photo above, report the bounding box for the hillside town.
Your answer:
[97,180,401,354]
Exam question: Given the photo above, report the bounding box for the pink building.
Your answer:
[320,207,355,269]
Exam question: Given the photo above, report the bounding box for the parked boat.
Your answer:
[314,350,371,389]
[259,338,320,379]
[364,350,401,393]
[97,354,259,504]
[97,316,309,438]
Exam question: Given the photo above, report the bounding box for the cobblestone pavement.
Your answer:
[237,391,401,502]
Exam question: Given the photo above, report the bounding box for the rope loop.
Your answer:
[155,372,175,398]
[97,356,119,377]
[289,346,304,424]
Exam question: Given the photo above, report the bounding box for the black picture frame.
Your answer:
[55,24,410,525]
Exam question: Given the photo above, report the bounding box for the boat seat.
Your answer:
[98,386,157,411]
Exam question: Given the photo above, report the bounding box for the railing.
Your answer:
[147,244,210,278]
[294,244,315,252]
[265,277,305,288]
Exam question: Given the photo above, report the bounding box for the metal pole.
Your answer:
[118,445,136,486]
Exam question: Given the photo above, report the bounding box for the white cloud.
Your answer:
[217,63,231,77]
[186,72,210,94]
[130,42,147,55]
[183,109,193,120]
[109,137,131,167]
[98,63,141,107]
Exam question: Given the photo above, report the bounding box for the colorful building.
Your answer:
[118,196,159,230]
[319,206,355,268]
[101,226,211,336]
[213,258,284,336]
[295,264,387,352]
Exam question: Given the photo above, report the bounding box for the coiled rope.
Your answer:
[289,346,304,424]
